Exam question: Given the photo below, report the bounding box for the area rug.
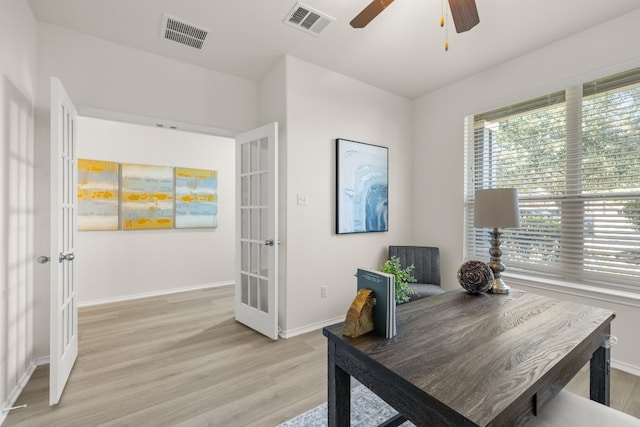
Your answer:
[278,384,415,427]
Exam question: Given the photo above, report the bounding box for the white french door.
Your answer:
[49,77,79,405]
[235,123,279,340]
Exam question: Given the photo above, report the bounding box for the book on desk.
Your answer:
[356,268,396,338]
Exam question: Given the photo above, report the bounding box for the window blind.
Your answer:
[464,67,640,291]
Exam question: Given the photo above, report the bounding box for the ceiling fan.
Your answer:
[350,0,480,33]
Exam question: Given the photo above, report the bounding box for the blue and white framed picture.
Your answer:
[336,138,388,234]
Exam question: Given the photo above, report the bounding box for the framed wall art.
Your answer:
[77,159,119,231]
[336,138,388,234]
[174,167,218,228]
[121,163,174,230]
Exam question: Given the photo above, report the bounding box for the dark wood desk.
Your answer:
[323,289,615,427]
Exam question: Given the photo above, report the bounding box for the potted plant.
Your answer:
[378,256,418,304]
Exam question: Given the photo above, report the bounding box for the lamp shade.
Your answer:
[474,188,520,228]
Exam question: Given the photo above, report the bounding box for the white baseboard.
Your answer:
[78,281,234,307]
[1,360,38,425]
[612,360,640,377]
[278,315,344,339]
[34,356,49,366]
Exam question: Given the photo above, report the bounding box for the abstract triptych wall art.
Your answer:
[77,159,218,231]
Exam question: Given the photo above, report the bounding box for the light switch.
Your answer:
[297,193,309,206]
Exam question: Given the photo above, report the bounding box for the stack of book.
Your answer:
[356,268,396,338]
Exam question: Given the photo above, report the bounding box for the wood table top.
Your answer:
[324,289,616,426]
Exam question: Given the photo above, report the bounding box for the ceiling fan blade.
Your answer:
[448,0,480,33]
[350,0,396,29]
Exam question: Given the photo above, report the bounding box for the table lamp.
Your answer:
[474,188,520,294]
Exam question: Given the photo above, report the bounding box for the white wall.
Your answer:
[35,23,258,132]
[33,23,259,358]
[278,56,414,336]
[76,117,235,304]
[0,0,38,419]
[257,57,289,330]
[413,8,640,373]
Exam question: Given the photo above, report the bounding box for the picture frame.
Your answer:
[77,159,119,231]
[174,167,218,229]
[120,163,174,230]
[336,138,389,234]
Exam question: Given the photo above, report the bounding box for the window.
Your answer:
[464,67,640,292]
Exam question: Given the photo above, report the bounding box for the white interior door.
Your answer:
[235,122,279,340]
[49,77,78,405]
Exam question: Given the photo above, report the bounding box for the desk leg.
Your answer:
[590,325,611,406]
[328,340,350,427]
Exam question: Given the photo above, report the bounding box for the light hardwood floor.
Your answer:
[5,286,327,426]
[4,286,640,426]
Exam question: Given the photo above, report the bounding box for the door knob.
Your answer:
[264,239,274,246]
[37,256,50,264]
[59,252,75,263]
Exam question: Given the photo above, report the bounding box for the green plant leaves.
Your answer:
[378,256,418,304]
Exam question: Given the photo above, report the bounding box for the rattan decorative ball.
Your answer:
[457,260,494,293]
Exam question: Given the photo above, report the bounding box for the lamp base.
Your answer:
[490,278,510,294]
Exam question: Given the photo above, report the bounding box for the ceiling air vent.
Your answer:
[283,2,334,36]
[161,13,210,50]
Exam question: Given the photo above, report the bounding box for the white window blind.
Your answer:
[464,67,640,291]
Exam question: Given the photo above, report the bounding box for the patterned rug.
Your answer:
[278,385,415,427]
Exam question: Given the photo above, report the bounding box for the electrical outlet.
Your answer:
[321,286,328,298]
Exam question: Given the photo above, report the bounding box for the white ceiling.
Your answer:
[27,0,640,99]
